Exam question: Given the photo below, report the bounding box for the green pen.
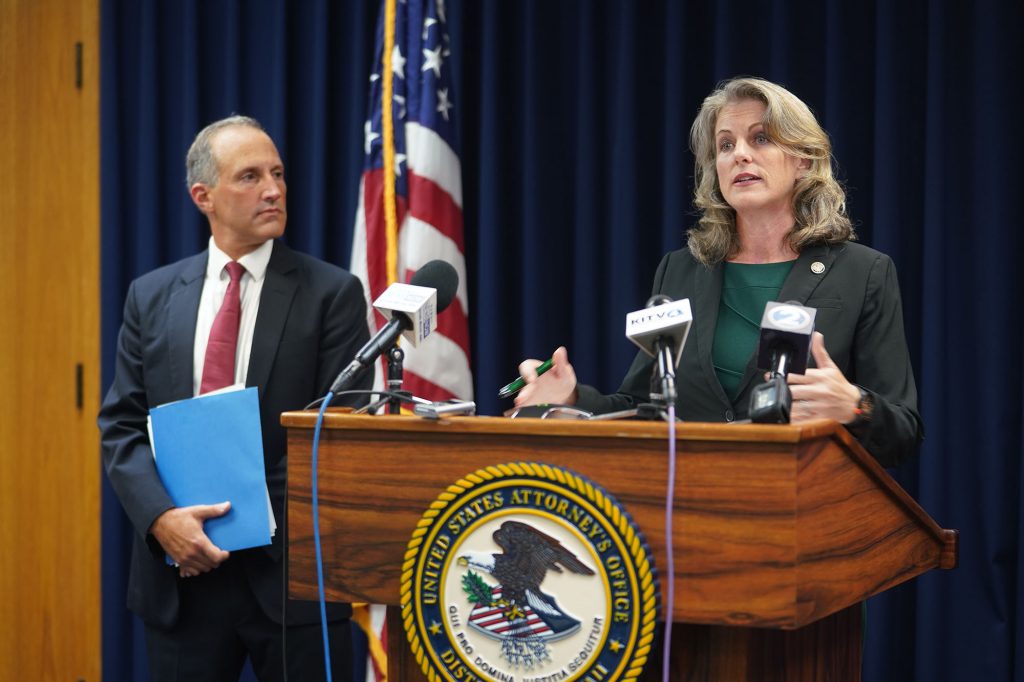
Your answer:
[498,358,554,399]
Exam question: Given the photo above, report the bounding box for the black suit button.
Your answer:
[725,409,735,422]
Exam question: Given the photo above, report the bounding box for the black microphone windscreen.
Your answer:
[410,260,459,313]
[646,294,673,308]
[756,301,816,375]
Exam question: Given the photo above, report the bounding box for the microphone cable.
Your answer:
[662,404,677,682]
[306,387,434,678]
[311,390,335,681]
[303,388,431,411]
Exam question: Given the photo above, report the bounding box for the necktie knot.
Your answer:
[225,261,245,283]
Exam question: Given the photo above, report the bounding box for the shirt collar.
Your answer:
[206,237,274,283]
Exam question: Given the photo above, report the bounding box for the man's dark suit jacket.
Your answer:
[98,240,371,630]
[576,241,923,467]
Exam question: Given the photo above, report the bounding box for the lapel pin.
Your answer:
[811,261,825,274]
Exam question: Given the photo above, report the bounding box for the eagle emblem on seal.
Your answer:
[457,520,595,666]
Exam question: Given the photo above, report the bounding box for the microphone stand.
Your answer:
[588,341,680,423]
[635,400,675,422]
[749,348,793,423]
[386,345,405,415]
[635,376,678,423]
[637,339,679,422]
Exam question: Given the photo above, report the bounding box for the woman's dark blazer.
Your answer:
[576,241,923,467]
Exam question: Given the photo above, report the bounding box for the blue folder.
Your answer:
[149,387,272,553]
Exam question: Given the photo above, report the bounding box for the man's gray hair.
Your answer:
[185,115,264,188]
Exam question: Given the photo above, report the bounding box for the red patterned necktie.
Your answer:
[200,261,246,394]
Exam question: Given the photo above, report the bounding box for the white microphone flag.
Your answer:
[625,298,693,367]
[372,283,437,347]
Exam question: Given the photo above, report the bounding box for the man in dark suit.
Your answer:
[99,116,370,680]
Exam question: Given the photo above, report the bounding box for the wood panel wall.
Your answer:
[0,0,101,679]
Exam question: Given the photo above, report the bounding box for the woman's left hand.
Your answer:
[786,332,861,423]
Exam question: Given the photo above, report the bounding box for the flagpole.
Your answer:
[381,0,399,286]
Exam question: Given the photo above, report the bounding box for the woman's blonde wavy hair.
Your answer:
[687,77,854,266]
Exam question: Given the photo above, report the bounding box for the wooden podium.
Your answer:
[283,412,957,681]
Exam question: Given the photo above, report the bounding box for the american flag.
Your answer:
[350,2,471,680]
[350,0,472,402]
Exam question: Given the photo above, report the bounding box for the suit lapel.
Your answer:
[692,260,733,406]
[166,253,207,399]
[778,243,834,303]
[731,244,835,397]
[247,242,299,399]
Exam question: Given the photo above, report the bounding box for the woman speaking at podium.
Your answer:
[513,76,922,468]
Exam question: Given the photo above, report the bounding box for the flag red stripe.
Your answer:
[402,370,458,402]
[437,298,470,356]
[408,171,464,251]
[362,171,389,300]
[474,608,504,619]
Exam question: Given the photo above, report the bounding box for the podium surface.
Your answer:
[283,412,956,679]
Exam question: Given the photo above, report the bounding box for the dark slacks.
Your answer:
[144,558,352,682]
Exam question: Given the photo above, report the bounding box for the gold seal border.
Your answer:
[400,461,659,682]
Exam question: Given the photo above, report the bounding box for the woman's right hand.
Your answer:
[514,346,579,407]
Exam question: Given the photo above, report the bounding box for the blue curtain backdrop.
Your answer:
[100,1,1024,680]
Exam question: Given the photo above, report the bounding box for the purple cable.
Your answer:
[662,405,677,682]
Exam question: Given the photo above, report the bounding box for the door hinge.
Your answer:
[75,42,83,89]
[76,363,84,410]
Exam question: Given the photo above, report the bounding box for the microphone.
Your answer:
[749,301,816,423]
[329,260,459,394]
[625,294,693,404]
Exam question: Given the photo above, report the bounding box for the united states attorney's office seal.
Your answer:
[401,462,659,682]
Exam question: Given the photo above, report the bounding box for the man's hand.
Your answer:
[149,502,232,578]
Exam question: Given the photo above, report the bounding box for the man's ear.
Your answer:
[190,183,213,214]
